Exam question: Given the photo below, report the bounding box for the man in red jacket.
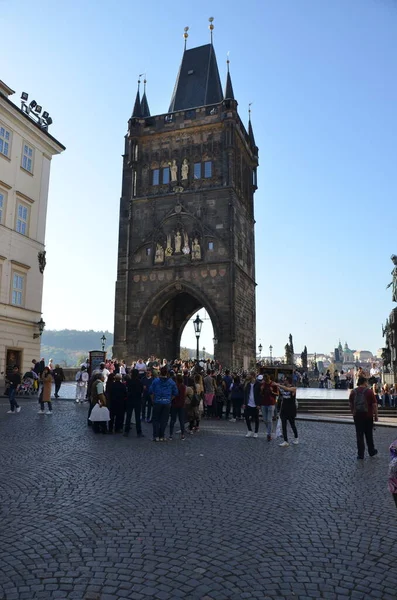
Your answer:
[349,376,378,459]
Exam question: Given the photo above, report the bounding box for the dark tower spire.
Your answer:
[132,79,142,118]
[224,57,235,100]
[168,20,223,112]
[140,79,150,117]
[248,103,257,149]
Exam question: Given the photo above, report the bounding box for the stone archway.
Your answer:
[134,282,220,361]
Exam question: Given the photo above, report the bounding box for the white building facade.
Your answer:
[0,81,64,379]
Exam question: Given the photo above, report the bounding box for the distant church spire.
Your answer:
[132,78,142,118]
[140,79,150,117]
[224,56,235,100]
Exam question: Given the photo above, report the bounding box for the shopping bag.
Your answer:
[275,416,282,438]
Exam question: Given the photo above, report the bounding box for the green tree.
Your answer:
[301,345,308,370]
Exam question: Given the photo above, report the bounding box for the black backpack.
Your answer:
[353,387,368,413]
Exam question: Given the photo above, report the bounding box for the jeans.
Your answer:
[142,395,152,420]
[169,407,185,436]
[40,401,52,412]
[109,406,124,432]
[245,405,259,433]
[152,403,171,439]
[354,415,376,458]
[232,398,243,419]
[8,388,19,411]
[216,399,224,418]
[125,402,142,434]
[225,394,231,418]
[281,415,298,442]
[54,381,62,397]
[261,405,275,436]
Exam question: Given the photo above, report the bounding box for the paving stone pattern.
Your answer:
[0,394,396,600]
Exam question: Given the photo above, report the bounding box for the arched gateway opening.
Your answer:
[136,283,220,362]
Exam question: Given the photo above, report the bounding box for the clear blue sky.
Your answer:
[2,0,397,357]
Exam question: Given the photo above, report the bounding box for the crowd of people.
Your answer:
[3,354,397,508]
[81,358,299,447]
[4,358,65,414]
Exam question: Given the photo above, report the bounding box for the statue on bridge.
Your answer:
[386,254,397,302]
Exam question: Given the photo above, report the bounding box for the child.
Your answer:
[388,439,397,509]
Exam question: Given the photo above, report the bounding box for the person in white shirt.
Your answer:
[136,359,147,376]
[75,366,89,403]
[369,363,380,384]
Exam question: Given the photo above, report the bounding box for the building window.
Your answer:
[16,203,29,235]
[204,161,212,178]
[0,125,11,158]
[162,167,170,185]
[152,169,160,185]
[21,143,34,173]
[194,163,201,179]
[208,241,214,251]
[0,192,4,224]
[11,273,24,306]
[146,247,151,256]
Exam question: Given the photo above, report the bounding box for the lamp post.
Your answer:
[203,346,206,360]
[258,343,262,361]
[33,317,46,339]
[269,344,273,365]
[101,334,107,352]
[213,336,218,360]
[193,314,203,362]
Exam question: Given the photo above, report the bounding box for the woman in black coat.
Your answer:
[124,369,144,437]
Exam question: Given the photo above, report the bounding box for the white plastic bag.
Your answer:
[89,404,110,422]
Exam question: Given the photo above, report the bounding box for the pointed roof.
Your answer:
[132,81,142,118]
[248,116,256,148]
[169,43,223,112]
[140,81,150,117]
[224,60,235,100]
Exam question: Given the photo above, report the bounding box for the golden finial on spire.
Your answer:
[209,17,214,43]
[183,26,189,50]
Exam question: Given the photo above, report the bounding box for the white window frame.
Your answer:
[15,202,29,236]
[21,142,34,173]
[11,272,25,307]
[0,123,11,158]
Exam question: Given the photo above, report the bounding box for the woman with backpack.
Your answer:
[229,375,244,422]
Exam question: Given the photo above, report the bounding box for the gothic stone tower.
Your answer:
[114,35,259,369]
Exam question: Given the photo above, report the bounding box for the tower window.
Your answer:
[204,161,212,178]
[146,247,151,256]
[194,163,201,179]
[208,241,214,251]
[152,169,160,185]
[162,167,170,185]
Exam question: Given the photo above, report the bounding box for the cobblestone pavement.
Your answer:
[1,392,397,600]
